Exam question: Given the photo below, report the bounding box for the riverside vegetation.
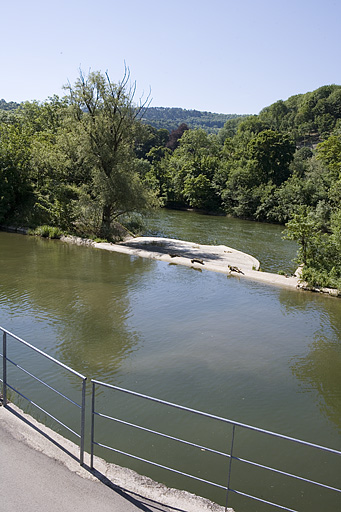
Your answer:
[0,71,340,289]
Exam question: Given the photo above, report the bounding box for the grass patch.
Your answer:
[29,225,63,239]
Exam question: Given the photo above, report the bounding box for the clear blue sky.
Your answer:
[1,0,340,114]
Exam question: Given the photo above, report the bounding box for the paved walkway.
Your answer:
[0,403,229,512]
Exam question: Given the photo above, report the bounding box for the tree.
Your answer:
[166,123,189,151]
[285,206,341,289]
[247,130,295,186]
[0,121,32,222]
[183,174,217,210]
[65,68,154,238]
[316,134,341,180]
[284,206,320,265]
[165,129,222,209]
[134,124,169,160]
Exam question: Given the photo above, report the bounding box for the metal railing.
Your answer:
[1,326,340,510]
[90,379,341,512]
[0,326,87,465]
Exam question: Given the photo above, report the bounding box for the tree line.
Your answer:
[0,74,340,289]
[141,107,245,134]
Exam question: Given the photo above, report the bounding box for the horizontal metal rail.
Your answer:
[231,453,341,493]
[91,380,341,456]
[95,410,341,494]
[95,411,229,458]
[91,379,341,512]
[92,439,298,512]
[228,488,298,512]
[5,382,81,439]
[1,326,87,465]
[1,326,86,379]
[94,440,227,490]
[4,355,82,409]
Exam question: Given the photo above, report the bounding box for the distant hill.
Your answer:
[141,107,247,134]
[0,99,245,134]
[0,99,20,111]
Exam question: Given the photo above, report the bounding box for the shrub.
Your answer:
[31,225,63,239]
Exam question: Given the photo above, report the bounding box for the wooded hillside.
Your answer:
[0,99,20,111]
[141,107,245,133]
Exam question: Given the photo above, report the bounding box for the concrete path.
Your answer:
[0,418,148,512]
[0,403,230,512]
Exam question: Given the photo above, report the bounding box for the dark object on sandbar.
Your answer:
[191,258,204,265]
[228,265,244,274]
[169,253,181,258]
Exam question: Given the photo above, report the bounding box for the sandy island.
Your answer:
[92,236,302,290]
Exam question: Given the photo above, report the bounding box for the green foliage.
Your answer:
[162,129,223,210]
[30,225,63,238]
[258,85,341,143]
[0,99,20,112]
[119,212,146,235]
[220,130,295,219]
[284,207,320,265]
[316,133,341,179]
[141,107,246,134]
[0,70,156,237]
[284,207,341,289]
[135,124,169,159]
[247,130,295,185]
[0,118,33,223]
[183,174,217,210]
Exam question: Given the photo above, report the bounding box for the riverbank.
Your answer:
[0,402,230,512]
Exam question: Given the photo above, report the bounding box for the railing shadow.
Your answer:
[3,402,79,464]
[86,466,190,512]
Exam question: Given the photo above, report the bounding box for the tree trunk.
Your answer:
[100,204,112,238]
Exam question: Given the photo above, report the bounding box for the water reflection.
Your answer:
[289,296,341,432]
[293,336,341,432]
[0,232,157,378]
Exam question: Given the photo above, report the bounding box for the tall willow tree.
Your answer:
[65,68,153,238]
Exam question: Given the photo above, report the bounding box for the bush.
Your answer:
[301,266,341,290]
[30,225,63,239]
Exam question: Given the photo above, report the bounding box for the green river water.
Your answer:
[0,209,340,512]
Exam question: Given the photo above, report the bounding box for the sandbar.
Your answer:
[93,237,301,290]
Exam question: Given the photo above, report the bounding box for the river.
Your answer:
[0,210,340,512]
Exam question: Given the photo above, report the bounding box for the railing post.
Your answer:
[225,424,236,511]
[90,380,95,469]
[2,331,7,407]
[79,377,87,466]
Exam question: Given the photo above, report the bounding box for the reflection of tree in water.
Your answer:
[286,294,341,433]
[0,234,157,380]
[277,286,322,313]
[292,336,341,432]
